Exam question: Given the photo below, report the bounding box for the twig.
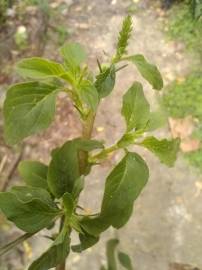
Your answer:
[0,233,34,257]
[0,155,7,174]
[97,58,102,72]
[0,147,24,192]
[115,64,128,72]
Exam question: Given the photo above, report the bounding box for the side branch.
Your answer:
[0,232,35,257]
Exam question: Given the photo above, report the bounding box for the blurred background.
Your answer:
[0,0,202,269]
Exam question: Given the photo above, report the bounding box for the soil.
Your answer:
[0,0,202,270]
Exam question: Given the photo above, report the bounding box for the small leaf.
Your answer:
[3,82,58,145]
[0,186,60,233]
[60,42,87,69]
[140,136,180,166]
[126,54,163,90]
[71,232,99,253]
[48,139,103,198]
[18,160,48,190]
[106,239,119,270]
[28,228,70,270]
[95,65,116,98]
[16,57,66,79]
[78,80,99,112]
[121,82,150,132]
[118,252,133,270]
[62,192,74,217]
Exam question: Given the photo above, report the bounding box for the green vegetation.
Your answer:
[163,73,202,119]
[0,0,7,24]
[185,149,202,172]
[165,1,202,55]
[163,0,202,171]
[163,73,202,171]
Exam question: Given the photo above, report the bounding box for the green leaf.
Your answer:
[69,215,83,233]
[121,82,150,132]
[71,232,99,253]
[95,65,116,98]
[140,136,180,166]
[106,239,119,270]
[80,215,108,236]
[3,82,58,145]
[72,176,84,200]
[118,252,133,270]
[10,186,55,206]
[0,186,60,233]
[100,152,149,228]
[28,228,70,270]
[16,57,66,79]
[147,110,167,131]
[78,80,99,112]
[126,55,163,90]
[62,192,74,217]
[60,42,87,68]
[81,152,149,235]
[18,160,48,190]
[48,139,103,198]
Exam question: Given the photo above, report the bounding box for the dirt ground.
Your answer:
[0,0,202,269]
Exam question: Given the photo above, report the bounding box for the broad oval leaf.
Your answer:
[71,232,99,253]
[147,109,167,131]
[118,252,133,270]
[10,186,55,206]
[140,136,180,167]
[18,160,48,190]
[16,57,66,79]
[28,228,70,270]
[0,186,60,233]
[48,139,103,198]
[121,82,150,132]
[95,65,116,98]
[3,82,58,145]
[126,54,163,90]
[100,152,149,228]
[81,152,149,235]
[60,42,87,69]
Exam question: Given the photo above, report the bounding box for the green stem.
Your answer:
[0,232,34,257]
[89,143,118,163]
[79,112,96,174]
[56,112,96,270]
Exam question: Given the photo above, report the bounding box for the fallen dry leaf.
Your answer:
[168,116,200,152]
[180,138,200,153]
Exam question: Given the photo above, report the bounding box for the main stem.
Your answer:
[79,112,96,174]
[56,112,96,270]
